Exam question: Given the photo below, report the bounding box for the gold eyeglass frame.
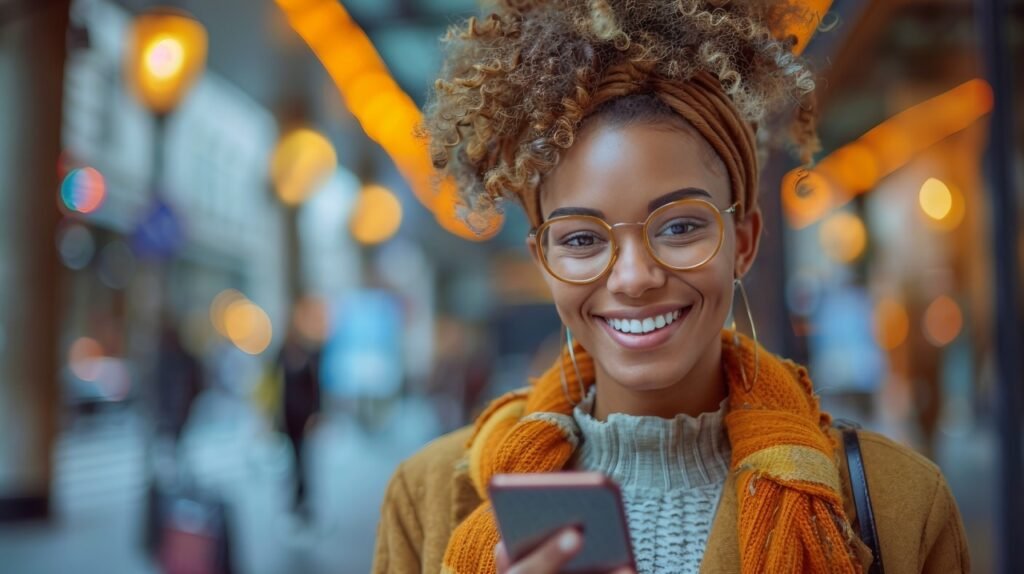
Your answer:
[529,198,740,285]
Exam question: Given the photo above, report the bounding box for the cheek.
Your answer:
[686,261,735,321]
[548,284,592,326]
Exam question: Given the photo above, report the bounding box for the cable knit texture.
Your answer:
[570,388,731,574]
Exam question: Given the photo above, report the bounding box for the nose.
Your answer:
[605,233,666,298]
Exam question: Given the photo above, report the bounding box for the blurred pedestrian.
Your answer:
[278,327,321,520]
[155,320,203,456]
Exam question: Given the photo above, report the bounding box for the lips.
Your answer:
[594,305,693,351]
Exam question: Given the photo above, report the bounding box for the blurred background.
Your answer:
[0,0,1021,572]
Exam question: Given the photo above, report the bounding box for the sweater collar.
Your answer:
[569,388,732,490]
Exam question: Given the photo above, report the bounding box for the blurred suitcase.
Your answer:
[145,479,234,574]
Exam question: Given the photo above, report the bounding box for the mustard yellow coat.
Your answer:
[372,426,969,573]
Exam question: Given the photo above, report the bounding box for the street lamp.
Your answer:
[121,9,207,484]
[125,8,207,116]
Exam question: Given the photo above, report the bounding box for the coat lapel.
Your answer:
[700,472,741,573]
[450,456,481,527]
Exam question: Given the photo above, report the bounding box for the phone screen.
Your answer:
[489,472,634,573]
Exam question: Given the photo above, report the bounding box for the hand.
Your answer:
[494,528,634,574]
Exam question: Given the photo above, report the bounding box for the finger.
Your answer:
[495,541,511,573]
[609,567,635,574]
[508,528,581,574]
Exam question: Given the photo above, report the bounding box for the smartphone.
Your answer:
[488,472,635,574]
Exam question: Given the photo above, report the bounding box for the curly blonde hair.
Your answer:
[422,0,821,227]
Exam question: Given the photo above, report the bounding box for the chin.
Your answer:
[595,346,698,393]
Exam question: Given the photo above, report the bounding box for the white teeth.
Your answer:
[603,308,687,335]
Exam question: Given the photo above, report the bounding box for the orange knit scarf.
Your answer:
[441,330,860,573]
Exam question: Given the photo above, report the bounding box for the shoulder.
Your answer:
[385,425,475,517]
[833,428,970,572]
[400,425,474,481]
[374,426,476,574]
[855,430,941,476]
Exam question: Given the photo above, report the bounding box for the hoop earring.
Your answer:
[731,278,759,393]
[560,326,586,406]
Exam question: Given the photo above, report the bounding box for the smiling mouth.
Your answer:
[597,307,690,336]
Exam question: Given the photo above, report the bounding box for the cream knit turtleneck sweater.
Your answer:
[568,389,731,574]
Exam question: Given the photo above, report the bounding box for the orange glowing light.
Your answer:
[125,9,207,114]
[781,168,833,228]
[350,184,403,245]
[144,36,186,80]
[922,295,963,347]
[818,212,867,263]
[224,298,273,355]
[771,0,834,55]
[782,78,993,228]
[873,298,910,350]
[919,178,952,220]
[210,289,246,337]
[919,178,966,231]
[274,0,503,241]
[271,128,338,206]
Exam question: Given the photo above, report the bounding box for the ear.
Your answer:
[733,208,763,280]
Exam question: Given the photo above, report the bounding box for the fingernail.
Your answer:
[559,530,580,552]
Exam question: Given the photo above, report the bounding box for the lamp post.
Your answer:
[122,9,206,476]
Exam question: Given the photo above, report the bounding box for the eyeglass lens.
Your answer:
[538,201,723,282]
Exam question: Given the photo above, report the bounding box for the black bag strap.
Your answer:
[842,428,885,574]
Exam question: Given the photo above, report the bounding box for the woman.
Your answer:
[373,1,969,573]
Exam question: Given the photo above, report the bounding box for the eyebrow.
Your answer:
[545,187,713,221]
[648,188,712,212]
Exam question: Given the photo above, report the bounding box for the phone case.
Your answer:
[489,472,635,573]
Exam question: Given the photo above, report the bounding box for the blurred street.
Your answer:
[1,0,1022,571]
[0,392,442,574]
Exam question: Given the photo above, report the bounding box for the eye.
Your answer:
[658,219,703,236]
[562,232,603,247]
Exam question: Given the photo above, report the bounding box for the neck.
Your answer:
[591,335,726,421]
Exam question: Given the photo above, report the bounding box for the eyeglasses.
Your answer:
[529,198,739,285]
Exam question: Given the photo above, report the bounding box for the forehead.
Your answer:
[539,121,731,221]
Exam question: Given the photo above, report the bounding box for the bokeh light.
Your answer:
[125,9,207,114]
[350,184,402,245]
[271,128,338,206]
[831,142,880,192]
[68,337,104,381]
[923,295,963,347]
[919,177,953,220]
[60,167,106,214]
[818,212,868,263]
[210,289,246,337]
[275,0,505,240]
[782,78,993,228]
[873,297,910,350]
[224,298,273,355]
[143,35,186,80]
[922,179,966,232]
[56,222,96,270]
